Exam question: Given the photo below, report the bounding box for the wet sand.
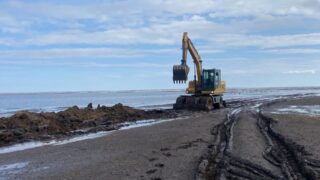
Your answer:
[1,95,320,179]
[198,95,320,179]
[0,111,227,180]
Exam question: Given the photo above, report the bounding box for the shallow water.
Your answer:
[273,105,320,116]
[1,87,320,117]
[0,161,29,178]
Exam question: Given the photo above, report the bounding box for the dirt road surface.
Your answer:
[1,95,320,180]
[199,95,320,179]
[0,111,227,180]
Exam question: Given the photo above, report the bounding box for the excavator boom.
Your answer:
[173,32,202,84]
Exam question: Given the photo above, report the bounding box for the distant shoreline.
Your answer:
[1,86,320,95]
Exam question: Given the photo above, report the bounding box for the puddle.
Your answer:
[0,162,29,178]
[119,118,178,130]
[230,108,241,116]
[272,105,320,116]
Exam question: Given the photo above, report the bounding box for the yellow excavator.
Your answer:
[173,32,226,110]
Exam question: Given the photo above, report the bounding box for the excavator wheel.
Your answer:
[200,96,213,111]
[173,96,186,109]
[214,97,226,109]
[214,103,220,109]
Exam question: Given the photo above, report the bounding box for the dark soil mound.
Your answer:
[0,103,177,147]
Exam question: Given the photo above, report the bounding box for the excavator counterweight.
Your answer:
[172,32,226,110]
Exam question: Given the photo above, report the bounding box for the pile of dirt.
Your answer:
[0,103,177,147]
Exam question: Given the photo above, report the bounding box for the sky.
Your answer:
[0,0,320,93]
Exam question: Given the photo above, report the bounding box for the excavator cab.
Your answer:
[173,62,189,83]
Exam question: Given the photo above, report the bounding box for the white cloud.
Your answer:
[0,59,172,69]
[207,0,320,19]
[284,70,317,74]
[1,18,319,50]
[0,46,222,60]
[5,0,320,20]
[0,47,179,58]
[206,57,320,76]
[263,48,320,54]
[0,13,30,33]
[206,33,320,48]
[0,1,319,55]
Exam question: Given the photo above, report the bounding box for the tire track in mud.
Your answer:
[258,103,320,180]
[196,98,320,180]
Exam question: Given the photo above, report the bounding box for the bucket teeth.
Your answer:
[173,80,186,84]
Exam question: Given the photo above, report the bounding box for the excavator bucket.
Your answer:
[173,64,189,83]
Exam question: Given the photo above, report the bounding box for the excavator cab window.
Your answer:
[215,70,221,88]
[202,69,220,91]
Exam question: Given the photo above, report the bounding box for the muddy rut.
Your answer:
[197,97,320,180]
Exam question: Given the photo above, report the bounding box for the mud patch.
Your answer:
[148,158,158,162]
[258,111,319,179]
[155,163,164,168]
[146,169,157,174]
[162,152,172,157]
[176,138,208,150]
[0,103,178,147]
[197,98,320,180]
[160,147,170,151]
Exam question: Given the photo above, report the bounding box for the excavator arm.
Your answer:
[182,32,202,84]
[173,32,203,84]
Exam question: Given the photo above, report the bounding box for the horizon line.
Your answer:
[1,86,320,95]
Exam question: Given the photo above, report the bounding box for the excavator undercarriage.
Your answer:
[174,95,226,111]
